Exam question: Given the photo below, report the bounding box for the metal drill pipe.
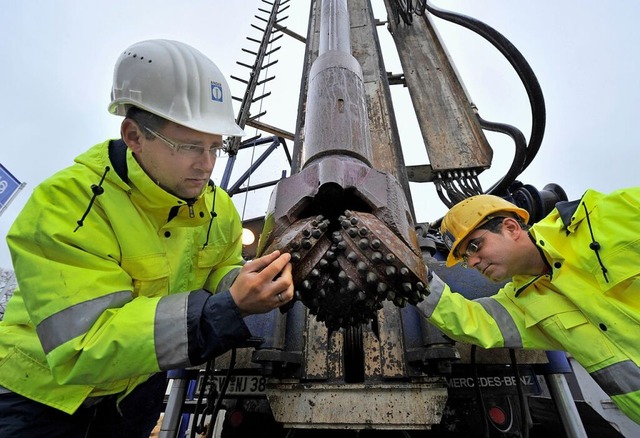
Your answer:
[302,0,373,168]
[257,0,427,329]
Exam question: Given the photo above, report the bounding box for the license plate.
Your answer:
[211,374,267,397]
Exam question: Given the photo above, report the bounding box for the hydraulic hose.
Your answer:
[476,114,528,196]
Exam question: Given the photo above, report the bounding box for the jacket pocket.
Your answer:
[538,310,614,369]
[193,244,227,287]
[121,254,170,298]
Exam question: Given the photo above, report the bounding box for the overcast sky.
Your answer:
[1,1,638,269]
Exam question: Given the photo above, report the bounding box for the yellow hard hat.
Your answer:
[440,194,529,267]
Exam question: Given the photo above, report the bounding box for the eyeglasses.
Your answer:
[144,127,226,158]
[458,229,490,268]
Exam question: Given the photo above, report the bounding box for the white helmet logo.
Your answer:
[211,82,223,102]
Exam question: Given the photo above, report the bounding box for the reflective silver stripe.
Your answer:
[216,267,241,293]
[475,297,523,348]
[591,360,640,396]
[0,385,12,395]
[155,293,190,369]
[37,291,132,354]
[416,272,446,318]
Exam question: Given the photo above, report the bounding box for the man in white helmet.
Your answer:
[0,39,294,436]
[417,189,640,424]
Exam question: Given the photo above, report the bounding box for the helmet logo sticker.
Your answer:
[443,230,454,250]
[211,81,223,102]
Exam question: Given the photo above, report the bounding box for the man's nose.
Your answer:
[194,150,216,171]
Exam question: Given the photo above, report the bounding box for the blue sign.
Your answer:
[0,163,23,213]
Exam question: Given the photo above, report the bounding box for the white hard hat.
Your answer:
[108,39,245,137]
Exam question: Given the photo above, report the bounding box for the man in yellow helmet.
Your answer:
[0,40,294,436]
[418,187,640,424]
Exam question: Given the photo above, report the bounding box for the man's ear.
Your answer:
[121,119,144,153]
[502,217,525,239]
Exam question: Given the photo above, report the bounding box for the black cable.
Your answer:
[206,347,238,438]
[423,1,546,173]
[190,360,213,438]
[509,349,531,438]
[476,114,528,196]
[471,345,491,438]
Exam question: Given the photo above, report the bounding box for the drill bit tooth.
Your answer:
[370,239,381,249]
[358,227,368,236]
[371,251,383,262]
[291,252,301,263]
[385,265,397,277]
[384,253,396,264]
[366,271,378,284]
[356,261,367,274]
[358,238,369,250]
[347,251,358,263]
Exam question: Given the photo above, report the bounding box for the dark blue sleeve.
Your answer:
[187,289,252,365]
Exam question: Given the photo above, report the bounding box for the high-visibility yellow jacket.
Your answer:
[0,140,249,414]
[418,187,640,423]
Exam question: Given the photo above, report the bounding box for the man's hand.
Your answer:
[229,250,294,316]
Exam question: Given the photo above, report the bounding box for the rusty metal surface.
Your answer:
[383,1,493,173]
[266,381,447,429]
